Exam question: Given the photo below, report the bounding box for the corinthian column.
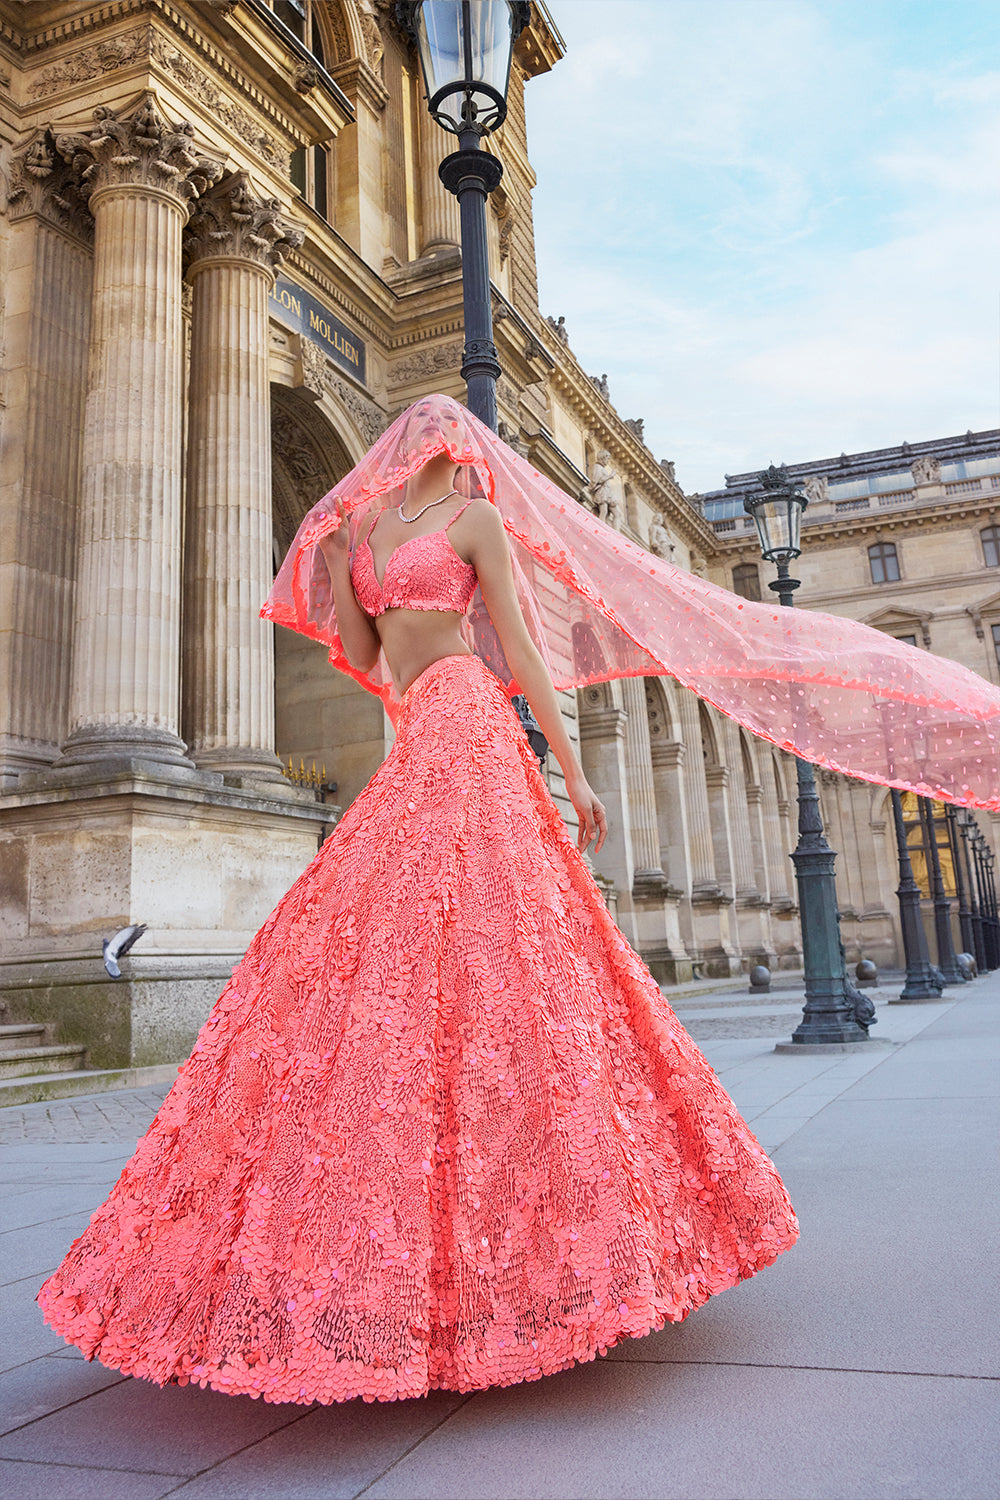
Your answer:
[56,96,223,768]
[620,676,668,896]
[181,175,303,779]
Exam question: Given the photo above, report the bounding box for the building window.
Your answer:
[290,142,332,221]
[992,623,1000,670]
[868,541,900,584]
[732,562,762,601]
[895,633,917,647]
[269,0,326,63]
[982,525,1000,568]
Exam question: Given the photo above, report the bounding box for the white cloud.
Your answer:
[524,0,1000,491]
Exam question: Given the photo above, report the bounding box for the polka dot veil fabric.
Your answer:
[37,657,798,1403]
[263,394,1000,809]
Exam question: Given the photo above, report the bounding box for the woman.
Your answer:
[57,393,958,1405]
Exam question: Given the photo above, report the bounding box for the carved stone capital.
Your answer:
[186,172,304,272]
[8,132,93,239]
[54,93,224,214]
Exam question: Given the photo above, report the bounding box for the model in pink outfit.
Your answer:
[41,393,995,1403]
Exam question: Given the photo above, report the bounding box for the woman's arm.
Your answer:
[464,501,607,853]
[317,499,381,672]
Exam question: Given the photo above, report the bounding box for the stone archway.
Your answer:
[269,386,390,810]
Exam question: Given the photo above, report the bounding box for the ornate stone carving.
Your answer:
[546,314,569,344]
[7,133,90,236]
[584,449,619,527]
[297,336,330,399]
[498,419,529,459]
[498,205,515,266]
[803,474,829,504]
[27,28,154,100]
[360,10,386,74]
[658,457,676,483]
[391,338,463,385]
[328,372,387,449]
[625,417,646,445]
[911,454,941,485]
[186,172,304,269]
[293,60,320,93]
[291,333,387,447]
[648,519,675,560]
[271,407,331,542]
[589,372,610,401]
[54,94,223,210]
[149,34,290,173]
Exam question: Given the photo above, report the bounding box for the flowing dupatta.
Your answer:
[263,394,1000,811]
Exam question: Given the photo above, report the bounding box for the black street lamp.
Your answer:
[959,814,988,971]
[919,797,966,984]
[889,789,943,1001]
[945,804,976,962]
[397,0,530,433]
[744,466,873,1046]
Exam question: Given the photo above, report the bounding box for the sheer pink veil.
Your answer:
[263,393,1000,810]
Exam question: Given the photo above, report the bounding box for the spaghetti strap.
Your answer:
[444,498,476,529]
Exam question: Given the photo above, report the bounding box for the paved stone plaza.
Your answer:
[1,976,997,1500]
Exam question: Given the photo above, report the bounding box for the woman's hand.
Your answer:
[320,495,350,557]
[565,772,608,854]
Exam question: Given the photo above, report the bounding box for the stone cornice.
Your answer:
[13,3,347,166]
[709,492,1000,557]
[545,347,715,554]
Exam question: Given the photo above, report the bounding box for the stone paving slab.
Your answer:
[0,979,996,1499]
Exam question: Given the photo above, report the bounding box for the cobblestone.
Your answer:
[0,1084,170,1146]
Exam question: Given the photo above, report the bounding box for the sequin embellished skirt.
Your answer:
[38,653,798,1404]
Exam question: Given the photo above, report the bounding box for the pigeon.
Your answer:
[103,923,147,979]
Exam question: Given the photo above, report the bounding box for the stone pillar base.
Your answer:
[0,958,235,1071]
[640,942,694,987]
[191,746,286,783]
[56,723,194,770]
[1,767,332,1068]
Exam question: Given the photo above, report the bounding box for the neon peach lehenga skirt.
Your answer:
[38,654,798,1404]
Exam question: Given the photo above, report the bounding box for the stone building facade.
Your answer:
[2,0,776,1075]
[9,1,973,1076]
[702,429,1000,970]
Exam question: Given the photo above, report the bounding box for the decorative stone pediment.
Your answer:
[864,605,932,649]
[966,591,1000,641]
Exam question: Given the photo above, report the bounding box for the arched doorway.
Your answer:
[270,385,391,810]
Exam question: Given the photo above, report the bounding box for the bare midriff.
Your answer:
[375,609,473,697]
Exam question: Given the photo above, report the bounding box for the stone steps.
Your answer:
[0,1043,88,1080]
[0,1063,180,1109]
[0,1022,49,1051]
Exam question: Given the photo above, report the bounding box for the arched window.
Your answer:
[981,525,1000,568]
[868,541,900,584]
[732,562,761,601]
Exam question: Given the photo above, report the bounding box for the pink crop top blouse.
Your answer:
[350,500,478,618]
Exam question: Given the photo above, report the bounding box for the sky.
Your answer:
[523,0,1000,494]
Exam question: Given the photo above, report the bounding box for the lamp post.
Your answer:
[945,804,976,963]
[889,789,943,1001]
[919,798,966,984]
[959,814,988,971]
[744,466,873,1046]
[397,0,530,432]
